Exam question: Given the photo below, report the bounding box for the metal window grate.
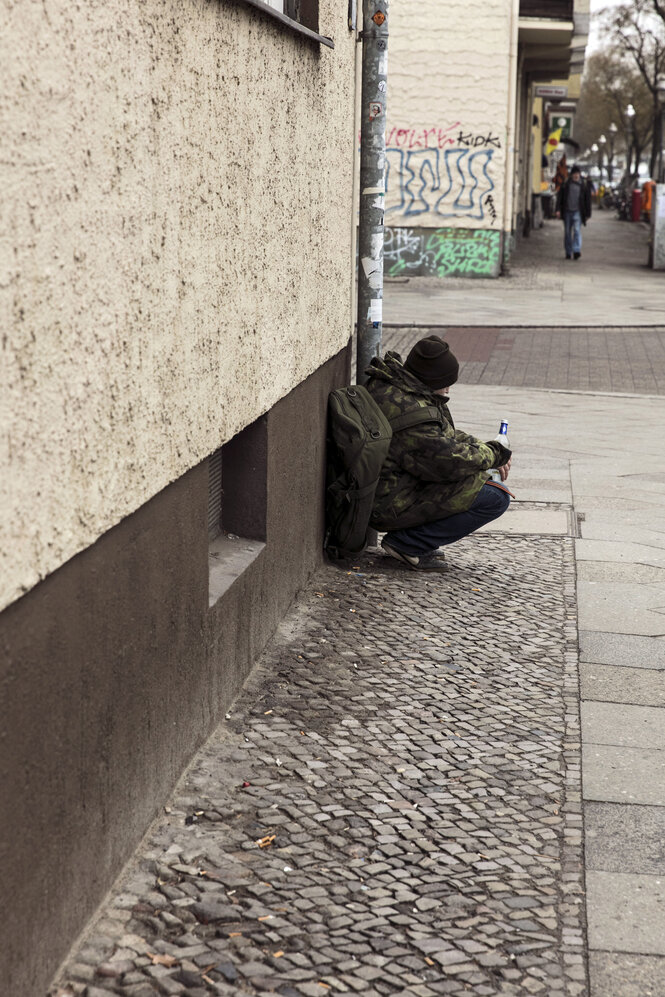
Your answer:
[208,449,223,541]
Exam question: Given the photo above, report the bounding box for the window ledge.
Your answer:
[240,0,334,48]
[208,534,266,607]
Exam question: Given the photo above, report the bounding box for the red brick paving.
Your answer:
[383,326,665,395]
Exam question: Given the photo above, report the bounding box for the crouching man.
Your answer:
[365,336,512,571]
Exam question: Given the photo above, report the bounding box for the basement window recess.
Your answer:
[208,415,267,608]
[241,0,334,48]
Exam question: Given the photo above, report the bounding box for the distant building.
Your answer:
[384,0,589,278]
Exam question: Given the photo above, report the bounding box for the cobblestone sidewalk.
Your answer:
[51,535,585,997]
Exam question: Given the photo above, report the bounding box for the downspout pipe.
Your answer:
[356,0,389,384]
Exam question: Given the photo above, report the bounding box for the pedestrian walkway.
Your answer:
[49,232,665,997]
[383,212,663,328]
[50,533,584,997]
[49,386,665,997]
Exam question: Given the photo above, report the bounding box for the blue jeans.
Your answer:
[384,483,511,555]
[564,210,582,256]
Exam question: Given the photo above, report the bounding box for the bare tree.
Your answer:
[576,51,652,180]
[602,0,665,177]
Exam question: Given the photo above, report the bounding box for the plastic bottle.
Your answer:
[487,418,510,482]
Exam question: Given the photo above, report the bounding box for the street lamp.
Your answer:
[608,122,618,184]
[598,134,607,180]
[626,103,636,179]
[657,80,665,183]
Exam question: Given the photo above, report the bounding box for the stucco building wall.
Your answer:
[1,0,356,612]
[384,0,517,278]
[1,2,357,992]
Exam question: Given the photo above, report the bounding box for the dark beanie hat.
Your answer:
[404,336,459,389]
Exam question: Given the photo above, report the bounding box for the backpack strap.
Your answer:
[389,405,442,434]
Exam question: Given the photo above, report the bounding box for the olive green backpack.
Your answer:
[325,385,440,558]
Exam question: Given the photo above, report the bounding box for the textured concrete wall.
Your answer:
[385,0,513,232]
[1,348,349,997]
[1,0,356,611]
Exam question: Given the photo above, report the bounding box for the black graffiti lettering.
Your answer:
[456,130,502,149]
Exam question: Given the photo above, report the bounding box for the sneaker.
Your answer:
[381,538,448,571]
[574,252,581,259]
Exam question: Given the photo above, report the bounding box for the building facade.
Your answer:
[0,1,357,992]
[384,0,588,279]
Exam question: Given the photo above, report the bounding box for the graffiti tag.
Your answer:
[385,147,495,221]
[385,125,502,150]
[384,227,501,278]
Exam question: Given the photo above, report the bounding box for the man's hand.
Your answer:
[555,210,561,218]
[498,458,511,482]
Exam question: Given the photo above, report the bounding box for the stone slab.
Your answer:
[479,507,570,535]
[583,744,665,805]
[586,871,665,955]
[579,631,665,670]
[581,702,665,750]
[580,662,665,707]
[577,561,665,584]
[578,581,665,636]
[589,951,665,997]
[585,802,665,875]
[575,539,665,569]
[580,520,665,549]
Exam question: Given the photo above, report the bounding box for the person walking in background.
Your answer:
[555,163,592,260]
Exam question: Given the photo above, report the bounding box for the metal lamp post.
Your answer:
[598,134,607,181]
[591,142,599,177]
[608,122,618,184]
[626,103,636,179]
[657,81,665,183]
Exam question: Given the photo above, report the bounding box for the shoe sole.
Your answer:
[382,542,449,572]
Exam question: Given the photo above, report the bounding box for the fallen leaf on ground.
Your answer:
[147,952,179,967]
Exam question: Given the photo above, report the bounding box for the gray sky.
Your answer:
[587,0,622,51]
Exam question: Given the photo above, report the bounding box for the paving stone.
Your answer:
[588,951,665,997]
[586,870,665,954]
[579,662,665,707]
[51,537,585,997]
[578,631,665,670]
[583,744,665,805]
[585,802,665,876]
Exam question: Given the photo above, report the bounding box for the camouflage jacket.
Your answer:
[365,352,512,530]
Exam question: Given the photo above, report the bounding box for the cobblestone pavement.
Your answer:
[382,326,665,396]
[51,535,585,997]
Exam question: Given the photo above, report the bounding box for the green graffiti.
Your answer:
[384,226,502,278]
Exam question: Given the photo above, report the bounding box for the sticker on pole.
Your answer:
[369,299,382,323]
[369,102,383,121]
[372,10,385,25]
